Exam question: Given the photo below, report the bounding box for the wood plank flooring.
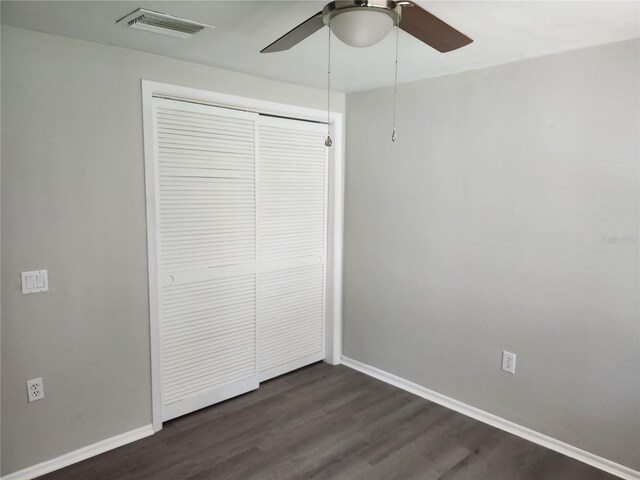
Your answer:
[39,363,616,480]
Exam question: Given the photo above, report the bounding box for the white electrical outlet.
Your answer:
[27,378,45,402]
[501,351,516,374]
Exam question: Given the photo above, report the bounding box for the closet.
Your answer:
[149,97,328,421]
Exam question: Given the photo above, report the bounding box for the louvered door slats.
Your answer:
[257,118,328,379]
[153,99,329,421]
[155,98,259,421]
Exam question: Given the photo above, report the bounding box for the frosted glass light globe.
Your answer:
[330,10,394,48]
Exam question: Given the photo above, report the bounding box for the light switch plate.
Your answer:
[21,270,49,294]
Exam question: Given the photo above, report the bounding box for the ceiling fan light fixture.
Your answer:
[330,10,394,47]
[261,0,473,54]
[322,1,401,48]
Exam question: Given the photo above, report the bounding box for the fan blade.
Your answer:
[261,11,325,53]
[399,2,472,53]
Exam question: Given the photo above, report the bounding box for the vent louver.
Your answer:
[116,8,213,38]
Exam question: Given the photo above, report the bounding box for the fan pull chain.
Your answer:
[325,20,333,147]
[391,24,399,142]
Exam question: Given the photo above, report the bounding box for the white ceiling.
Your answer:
[2,1,639,92]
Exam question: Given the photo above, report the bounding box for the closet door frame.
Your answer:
[142,80,344,433]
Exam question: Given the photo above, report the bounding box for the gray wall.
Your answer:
[344,39,639,470]
[0,25,344,476]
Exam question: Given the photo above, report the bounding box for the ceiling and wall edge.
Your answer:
[1,1,639,92]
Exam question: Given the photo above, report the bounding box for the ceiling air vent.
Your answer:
[116,8,213,38]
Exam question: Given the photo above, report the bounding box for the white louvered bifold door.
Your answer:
[257,116,328,381]
[153,98,259,421]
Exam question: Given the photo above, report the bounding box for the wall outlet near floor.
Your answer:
[501,351,516,374]
[27,377,45,402]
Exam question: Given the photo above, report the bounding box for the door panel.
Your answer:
[257,117,328,381]
[154,98,259,421]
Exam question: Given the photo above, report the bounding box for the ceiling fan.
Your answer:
[261,0,472,53]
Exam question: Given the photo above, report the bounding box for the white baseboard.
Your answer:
[1,425,154,480]
[3,359,637,480]
[341,356,639,480]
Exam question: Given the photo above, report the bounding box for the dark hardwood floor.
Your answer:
[39,363,616,480]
